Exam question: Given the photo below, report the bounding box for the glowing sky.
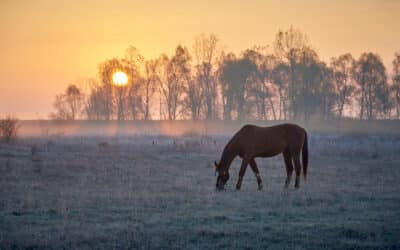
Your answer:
[1,0,399,119]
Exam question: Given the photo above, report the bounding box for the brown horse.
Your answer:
[214,123,308,190]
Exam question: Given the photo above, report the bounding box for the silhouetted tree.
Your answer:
[184,76,203,120]
[193,33,219,119]
[97,55,142,120]
[124,47,145,120]
[319,63,337,120]
[294,48,324,120]
[0,115,20,142]
[97,59,120,120]
[157,46,191,120]
[85,85,109,120]
[390,52,400,119]
[244,49,279,120]
[220,53,258,120]
[51,84,84,120]
[273,26,309,119]
[272,63,290,120]
[353,53,389,119]
[330,54,356,118]
[143,59,159,120]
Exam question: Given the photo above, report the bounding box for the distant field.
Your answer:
[17,119,400,137]
[1,133,400,249]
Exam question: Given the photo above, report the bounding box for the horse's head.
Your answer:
[214,161,229,190]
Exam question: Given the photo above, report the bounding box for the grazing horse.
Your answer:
[214,123,308,190]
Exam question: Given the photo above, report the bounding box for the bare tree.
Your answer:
[193,33,218,119]
[97,59,120,120]
[272,63,290,120]
[0,115,20,142]
[97,56,142,120]
[273,26,310,119]
[124,46,146,120]
[155,46,191,120]
[51,84,85,120]
[142,59,159,120]
[330,53,356,118]
[391,52,400,119]
[319,64,337,120]
[353,53,389,120]
[184,76,203,120]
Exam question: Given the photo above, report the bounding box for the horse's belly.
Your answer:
[256,151,282,158]
[253,142,286,158]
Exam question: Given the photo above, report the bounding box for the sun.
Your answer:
[112,71,128,86]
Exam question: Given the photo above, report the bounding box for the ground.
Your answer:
[0,133,400,249]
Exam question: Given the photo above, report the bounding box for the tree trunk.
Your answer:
[144,81,150,120]
[268,97,276,120]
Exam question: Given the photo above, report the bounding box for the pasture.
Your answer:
[1,129,400,249]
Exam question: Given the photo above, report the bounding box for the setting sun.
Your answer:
[112,71,128,86]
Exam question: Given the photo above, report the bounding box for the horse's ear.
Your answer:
[214,161,219,168]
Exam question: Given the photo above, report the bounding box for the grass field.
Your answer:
[1,131,400,249]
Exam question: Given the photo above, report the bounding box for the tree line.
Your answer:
[51,27,400,121]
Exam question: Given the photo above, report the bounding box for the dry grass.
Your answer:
[0,116,20,142]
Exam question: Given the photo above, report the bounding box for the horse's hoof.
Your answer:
[258,185,263,191]
[294,185,300,189]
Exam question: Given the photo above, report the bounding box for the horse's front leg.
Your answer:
[236,159,249,190]
[249,159,263,190]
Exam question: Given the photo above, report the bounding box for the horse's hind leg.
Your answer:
[249,159,263,190]
[236,159,249,190]
[293,153,302,189]
[283,150,294,189]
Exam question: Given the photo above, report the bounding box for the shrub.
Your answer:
[0,115,20,142]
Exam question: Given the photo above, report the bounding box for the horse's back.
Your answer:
[245,123,305,148]
[279,123,306,152]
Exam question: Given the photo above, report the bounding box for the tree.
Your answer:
[97,56,142,120]
[51,84,84,120]
[272,63,290,120]
[220,53,258,120]
[319,64,337,120]
[280,47,335,120]
[330,53,356,118]
[97,59,119,120]
[244,49,279,120]
[125,46,146,120]
[85,85,108,120]
[192,33,219,119]
[127,79,145,120]
[0,115,20,142]
[391,52,400,119]
[143,59,159,120]
[273,26,310,119]
[294,48,323,120]
[156,46,191,120]
[353,53,389,119]
[184,76,203,120]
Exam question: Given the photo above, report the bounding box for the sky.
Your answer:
[0,0,399,119]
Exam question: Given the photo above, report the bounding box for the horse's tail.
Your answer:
[302,131,308,181]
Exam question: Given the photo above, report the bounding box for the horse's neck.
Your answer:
[220,148,236,172]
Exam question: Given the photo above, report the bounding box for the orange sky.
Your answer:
[1,0,399,119]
